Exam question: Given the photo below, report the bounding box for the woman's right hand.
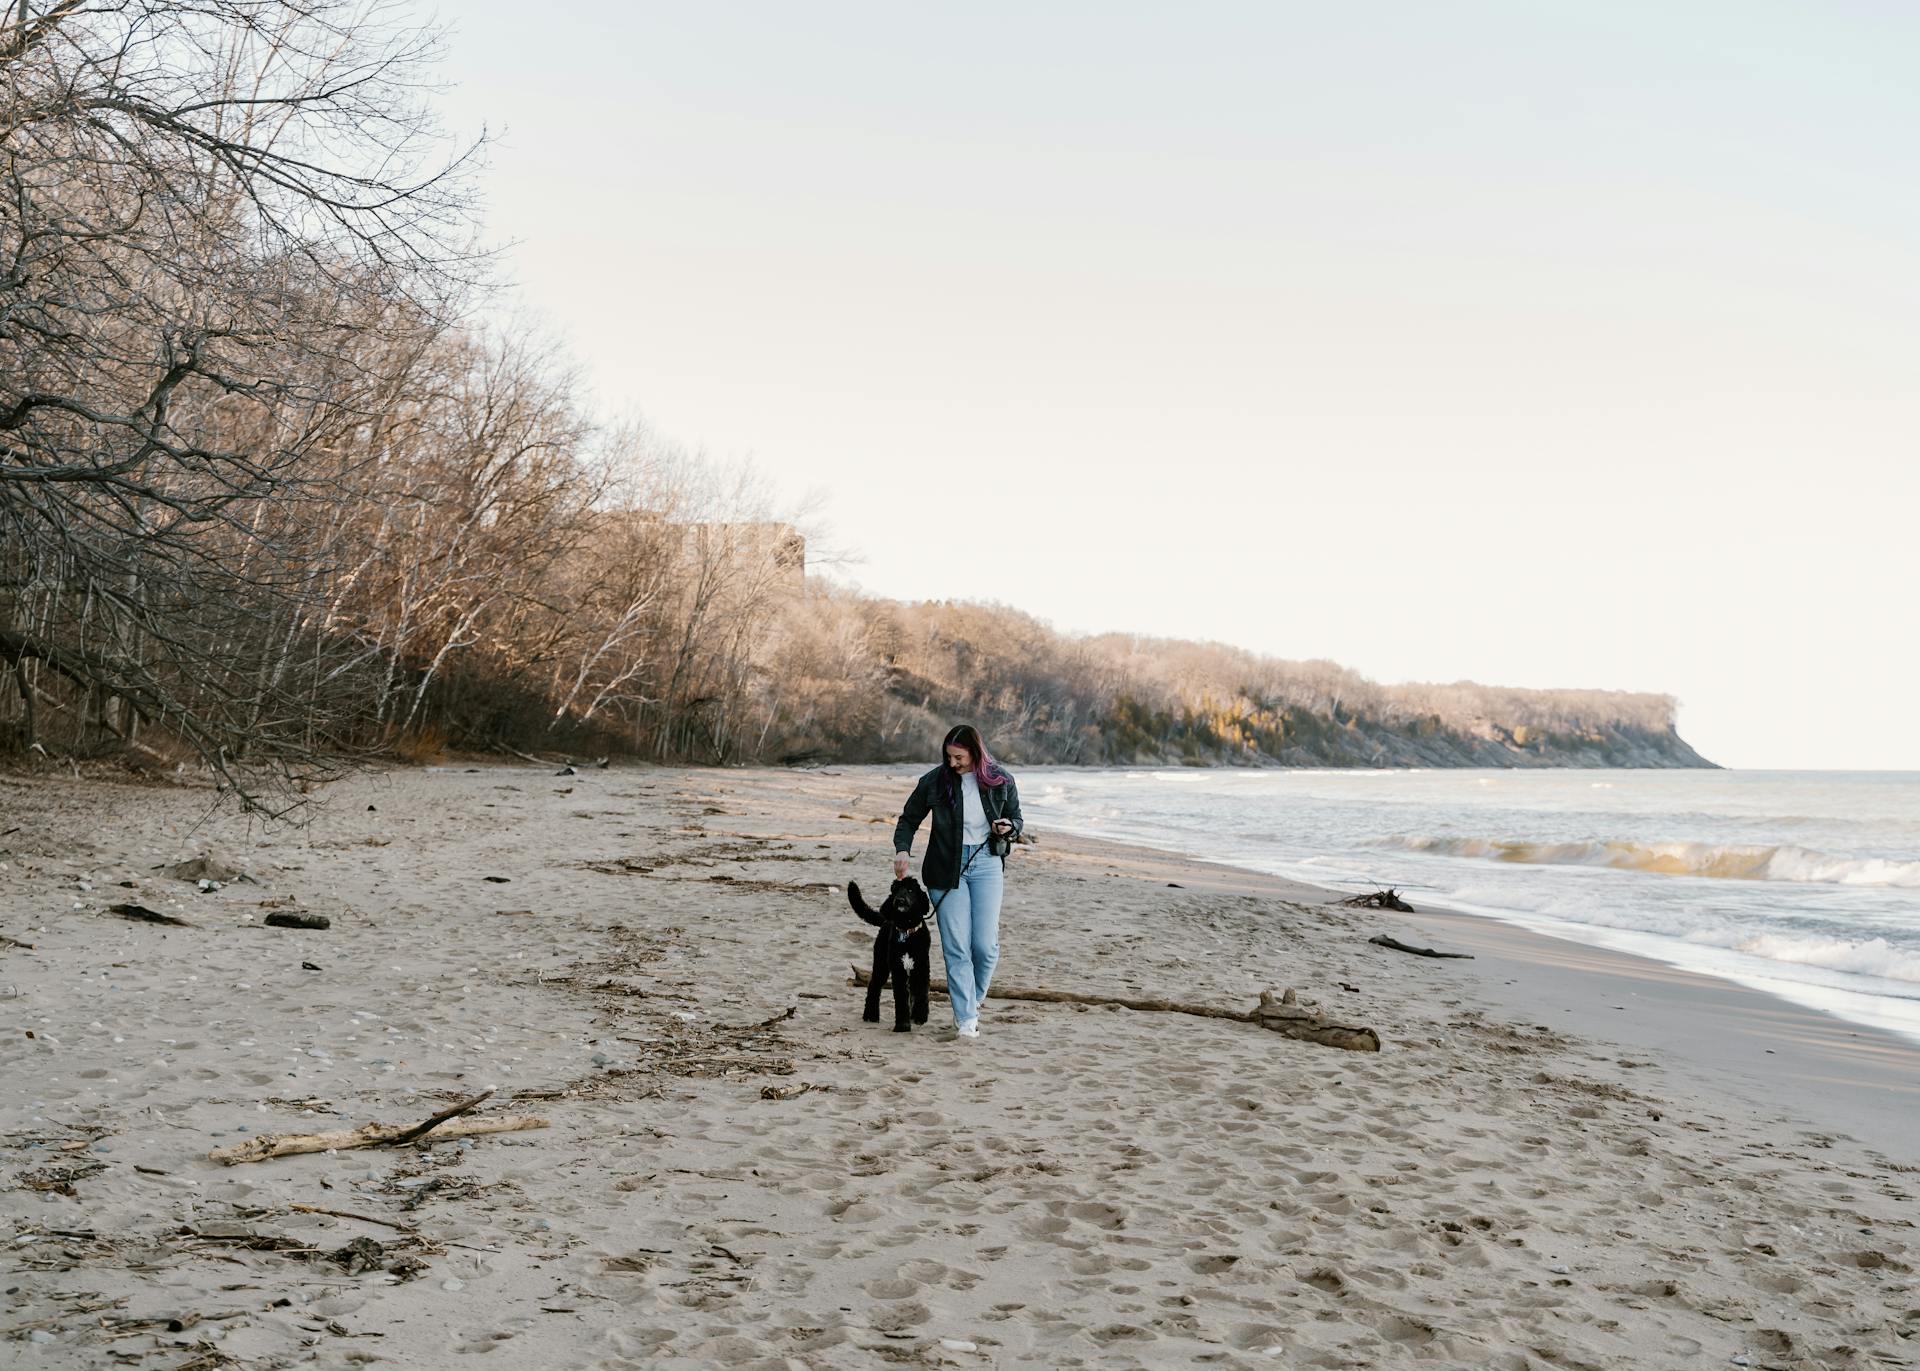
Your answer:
[893,852,910,880]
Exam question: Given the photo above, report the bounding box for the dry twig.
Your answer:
[1369,934,1473,960]
[208,1089,546,1165]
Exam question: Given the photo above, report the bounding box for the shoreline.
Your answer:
[3,762,1916,1368]
[1025,825,1920,1165]
[1382,903,1920,1162]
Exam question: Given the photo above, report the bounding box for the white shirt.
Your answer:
[960,772,990,845]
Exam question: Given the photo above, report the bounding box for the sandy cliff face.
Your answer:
[1056,712,1715,771]
[1258,721,1718,770]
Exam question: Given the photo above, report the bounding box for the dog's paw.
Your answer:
[862,1010,881,1023]
[893,1022,912,1033]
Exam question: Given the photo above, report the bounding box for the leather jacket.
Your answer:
[892,764,1024,891]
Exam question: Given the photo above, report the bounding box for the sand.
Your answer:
[1,762,1915,1369]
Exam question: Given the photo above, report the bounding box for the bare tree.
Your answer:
[1,0,480,808]
[532,424,685,732]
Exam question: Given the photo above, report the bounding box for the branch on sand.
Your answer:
[207,1089,548,1165]
[850,967,1380,1052]
[1341,888,1415,912]
[1369,934,1473,960]
[289,1203,417,1232]
[106,903,189,926]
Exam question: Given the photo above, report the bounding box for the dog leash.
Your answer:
[927,840,988,922]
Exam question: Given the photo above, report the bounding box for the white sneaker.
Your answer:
[957,1020,980,1039]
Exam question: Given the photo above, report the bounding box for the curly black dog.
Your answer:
[848,877,931,1032]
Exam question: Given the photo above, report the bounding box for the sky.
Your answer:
[431,1,1918,770]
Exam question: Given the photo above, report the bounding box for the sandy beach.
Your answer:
[2,762,1916,1369]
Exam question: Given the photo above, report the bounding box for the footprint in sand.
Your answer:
[684,1333,775,1365]
[895,1256,980,1290]
[1299,1265,1347,1293]
[863,1276,923,1299]
[823,1196,884,1221]
[866,1300,931,1332]
[1841,1248,1910,1271]
[1226,1322,1288,1352]
[1088,1322,1157,1345]
[1017,1214,1081,1246]
[449,1325,528,1355]
[1065,1200,1128,1229]
[1627,1277,1691,1303]
[1372,1313,1438,1346]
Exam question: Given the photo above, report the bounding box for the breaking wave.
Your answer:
[1384,836,1920,889]
[1699,932,1920,985]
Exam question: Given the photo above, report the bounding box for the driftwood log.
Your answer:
[207,1089,547,1165]
[106,903,189,926]
[262,911,330,930]
[850,967,1379,1052]
[1369,934,1473,960]
[1341,889,1415,912]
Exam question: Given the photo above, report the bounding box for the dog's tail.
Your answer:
[846,881,887,928]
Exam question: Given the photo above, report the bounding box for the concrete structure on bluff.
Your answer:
[593,510,806,592]
[705,520,806,592]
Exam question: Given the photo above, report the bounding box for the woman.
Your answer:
[892,724,1023,1040]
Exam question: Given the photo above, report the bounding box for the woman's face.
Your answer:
[945,744,974,773]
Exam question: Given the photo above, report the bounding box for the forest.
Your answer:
[0,3,1709,814]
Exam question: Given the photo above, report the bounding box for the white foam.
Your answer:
[1381,834,1920,889]
[1764,847,1920,888]
[1707,932,1920,985]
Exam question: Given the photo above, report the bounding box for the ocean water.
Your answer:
[1020,768,1920,1044]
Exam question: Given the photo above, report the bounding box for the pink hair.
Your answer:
[940,723,1008,802]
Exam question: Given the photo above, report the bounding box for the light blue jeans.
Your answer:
[932,843,1003,1028]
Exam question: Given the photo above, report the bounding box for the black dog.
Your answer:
[848,877,932,1032]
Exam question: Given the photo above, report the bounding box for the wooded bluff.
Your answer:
[759,593,1715,771]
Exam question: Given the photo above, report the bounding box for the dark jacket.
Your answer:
[892,764,1024,891]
